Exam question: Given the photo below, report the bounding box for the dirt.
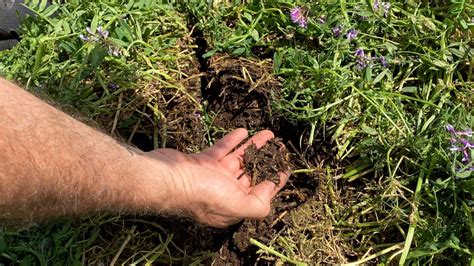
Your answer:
[242,138,291,186]
[203,53,282,134]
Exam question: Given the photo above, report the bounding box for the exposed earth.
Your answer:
[109,49,325,264]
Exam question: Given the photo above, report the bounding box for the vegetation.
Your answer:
[0,0,472,264]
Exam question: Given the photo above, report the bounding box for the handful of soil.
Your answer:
[242,138,291,186]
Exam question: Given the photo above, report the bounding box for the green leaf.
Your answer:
[91,13,99,34]
[243,12,253,22]
[250,29,259,42]
[374,69,388,84]
[90,46,108,69]
[273,51,283,72]
[361,124,378,135]
[42,4,59,17]
[203,49,217,59]
[232,47,247,56]
[38,0,48,11]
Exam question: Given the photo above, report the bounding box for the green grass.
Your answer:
[1,0,473,264]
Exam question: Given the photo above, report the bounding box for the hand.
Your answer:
[146,128,289,228]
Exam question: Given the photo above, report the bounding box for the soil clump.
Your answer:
[242,138,291,186]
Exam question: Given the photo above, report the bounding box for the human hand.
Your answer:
[146,129,289,228]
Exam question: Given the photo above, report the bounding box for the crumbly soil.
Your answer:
[242,138,291,186]
[203,53,282,134]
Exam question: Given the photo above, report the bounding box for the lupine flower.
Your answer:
[108,46,121,56]
[80,25,109,42]
[194,111,203,121]
[332,26,343,37]
[356,59,368,70]
[346,29,358,40]
[374,1,391,17]
[108,83,119,91]
[290,7,308,28]
[355,48,369,69]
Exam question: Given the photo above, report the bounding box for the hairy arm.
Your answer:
[0,78,288,227]
[0,78,174,222]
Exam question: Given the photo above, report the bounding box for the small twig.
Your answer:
[250,238,307,266]
[110,92,124,136]
[110,225,136,265]
[270,210,288,228]
[341,243,404,266]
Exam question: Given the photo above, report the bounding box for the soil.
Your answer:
[242,138,291,186]
[203,53,282,134]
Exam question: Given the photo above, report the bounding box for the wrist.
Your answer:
[115,151,182,214]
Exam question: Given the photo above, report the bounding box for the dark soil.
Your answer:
[203,53,282,134]
[242,138,291,186]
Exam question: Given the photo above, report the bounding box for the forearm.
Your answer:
[0,78,173,222]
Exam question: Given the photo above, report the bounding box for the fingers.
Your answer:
[274,172,290,197]
[202,128,248,160]
[220,130,275,173]
[230,182,274,219]
[234,170,252,189]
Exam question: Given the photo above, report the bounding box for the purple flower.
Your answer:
[355,48,365,57]
[447,124,474,169]
[462,150,469,162]
[354,48,370,70]
[290,7,307,28]
[332,26,343,37]
[382,2,391,16]
[446,124,456,134]
[194,111,203,121]
[108,83,119,90]
[79,34,89,42]
[380,56,388,67]
[374,0,380,10]
[346,29,358,40]
[108,47,121,56]
[318,15,326,24]
[97,26,109,39]
[461,139,474,149]
[356,59,368,70]
[446,124,473,137]
[86,27,94,35]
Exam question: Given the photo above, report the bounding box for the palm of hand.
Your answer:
[148,129,289,228]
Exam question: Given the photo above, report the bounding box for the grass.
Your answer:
[1,0,473,264]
